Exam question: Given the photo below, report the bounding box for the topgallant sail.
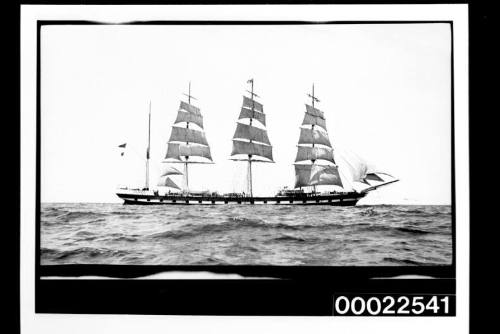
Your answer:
[116,81,398,205]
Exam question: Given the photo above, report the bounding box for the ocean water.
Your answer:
[40,203,452,266]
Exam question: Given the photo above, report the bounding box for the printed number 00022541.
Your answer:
[333,295,451,316]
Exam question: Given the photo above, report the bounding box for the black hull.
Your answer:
[116,192,366,206]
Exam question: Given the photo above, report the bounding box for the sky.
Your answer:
[40,23,452,204]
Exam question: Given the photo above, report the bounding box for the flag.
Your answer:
[118,143,127,157]
[247,78,253,83]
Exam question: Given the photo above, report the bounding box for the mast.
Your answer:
[248,79,255,197]
[183,81,195,193]
[230,78,274,197]
[307,84,320,193]
[145,101,151,190]
[163,82,213,193]
[294,84,342,191]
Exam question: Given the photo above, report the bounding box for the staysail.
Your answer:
[334,147,399,191]
[162,82,213,192]
[157,176,181,190]
[230,79,274,196]
[294,84,339,191]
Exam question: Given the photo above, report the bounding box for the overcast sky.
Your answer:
[40,23,451,204]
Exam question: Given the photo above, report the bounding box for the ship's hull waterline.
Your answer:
[116,192,366,206]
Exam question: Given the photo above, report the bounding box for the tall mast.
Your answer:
[307,83,320,193]
[248,79,254,197]
[182,81,196,193]
[230,78,273,196]
[164,82,213,192]
[145,100,151,190]
[246,78,260,197]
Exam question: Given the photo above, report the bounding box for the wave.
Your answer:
[188,257,229,265]
[383,257,426,265]
[358,224,433,236]
[148,217,335,241]
[272,235,307,243]
[395,227,431,235]
[41,247,130,260]
[45,211,108,223]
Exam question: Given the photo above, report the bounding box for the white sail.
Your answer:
[231,140,273,161]
[164,142,213,161]
[294,164,312,188]
[302,112,327,130]
[365,173,384,182]
[295,146,335,164]
[233,122,271,145]
[169,126,208,146]
[305,104,325,119]
[242,96,263,112]
[157,176,181,189]
[298,128,332,147]
[294,164,343,188]
[160,165,183,176]
[337,150,373,183]
[174,110,203,129]
[180,101,201,116]
[309,165,343,187]
[239,107,266,126]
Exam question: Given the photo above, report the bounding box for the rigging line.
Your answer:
[122,143,149,164]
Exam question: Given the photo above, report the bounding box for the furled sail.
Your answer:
[160,165,183,177]
[157,176,181,189]
[231,140,273,161]
[295,146,335,164]
[233,122,270,145]
[164,143,213,161]
[169,126,208,146]
[298,128,332,148]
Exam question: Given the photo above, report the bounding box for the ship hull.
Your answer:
[116,191,366,206]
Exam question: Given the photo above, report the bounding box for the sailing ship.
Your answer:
[116,80,398,205]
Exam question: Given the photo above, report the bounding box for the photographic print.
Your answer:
[20,3,469,326]
[40,23,452,268]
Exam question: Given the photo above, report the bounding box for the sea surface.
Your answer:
[41,203,452,266]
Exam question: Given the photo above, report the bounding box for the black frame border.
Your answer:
[35,18,457,315]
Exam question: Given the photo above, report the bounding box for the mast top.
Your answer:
[307,83,320,107]
[183,81,197,104]
[246,78,260,98]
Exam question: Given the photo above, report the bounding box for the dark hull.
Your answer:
[116,191,366,206]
